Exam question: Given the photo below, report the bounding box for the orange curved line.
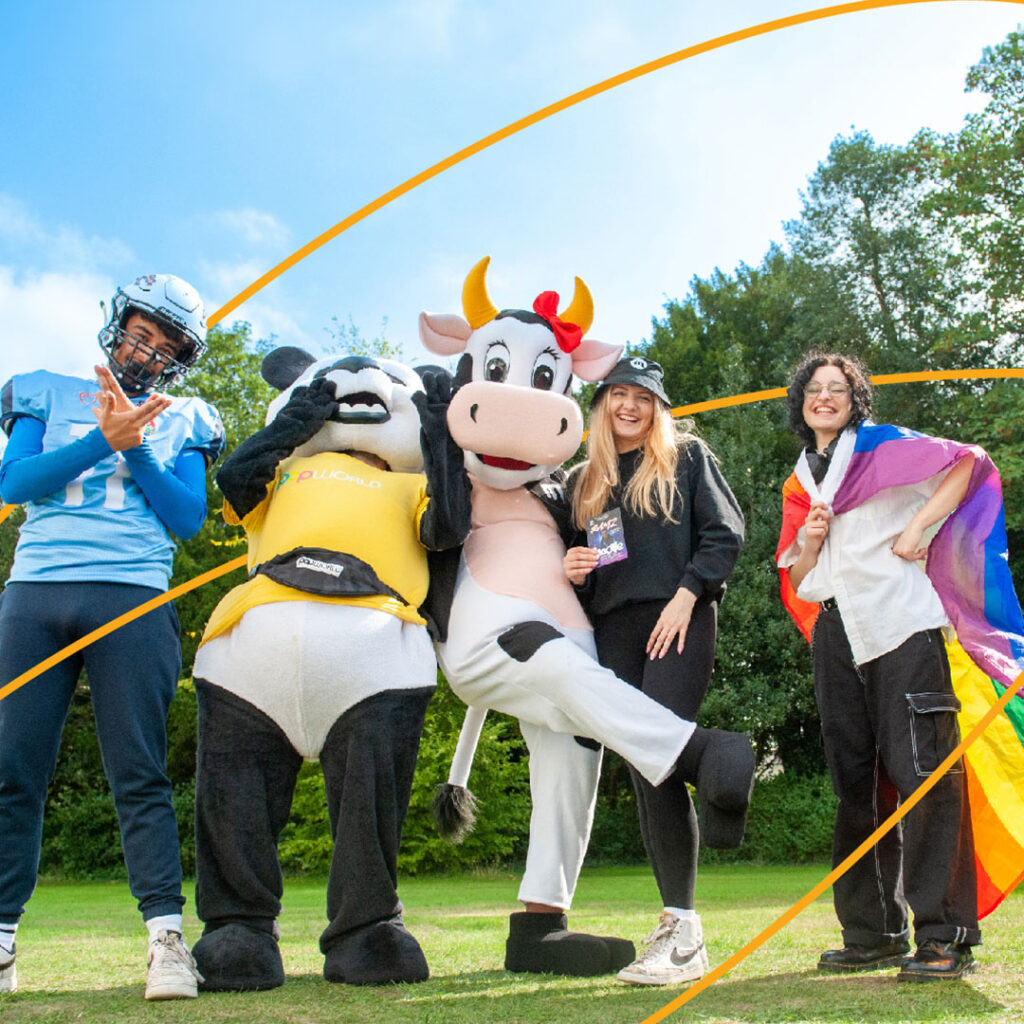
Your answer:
[206,0,994,327]
[641,666,1024,1023]
[3,365,1019,689]
[0,555,247,704]
[670,367,1024,418]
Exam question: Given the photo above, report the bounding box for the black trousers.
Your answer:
[193,681,433,953]
[0,582,184,923]
[812,608,980,947]
[593,598,718,909]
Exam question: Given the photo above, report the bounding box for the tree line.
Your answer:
[4,31,1023,876]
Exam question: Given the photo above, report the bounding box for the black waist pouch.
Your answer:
[252,546,408,604]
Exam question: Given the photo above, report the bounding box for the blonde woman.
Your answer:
[564,356,744,986]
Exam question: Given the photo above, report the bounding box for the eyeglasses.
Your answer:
[804,382,850,398]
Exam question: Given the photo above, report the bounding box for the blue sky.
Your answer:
[2,1,1021,384]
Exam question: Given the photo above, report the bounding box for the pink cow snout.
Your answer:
[447,381,584,467]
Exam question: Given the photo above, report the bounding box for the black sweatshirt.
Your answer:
[567,441,745,617]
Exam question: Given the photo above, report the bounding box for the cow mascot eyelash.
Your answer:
[189,348,469,989]
[420,258,756,976]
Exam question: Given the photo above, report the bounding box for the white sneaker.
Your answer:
[145,930,203,1000]
[0,945,15,994]
[617,912,709,986]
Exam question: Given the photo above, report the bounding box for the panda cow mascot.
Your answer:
[190,347,468,989]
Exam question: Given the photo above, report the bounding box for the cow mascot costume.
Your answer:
[189,348,468,989]
[421,258,756,976]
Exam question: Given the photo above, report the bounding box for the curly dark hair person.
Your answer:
[786,352,874,449]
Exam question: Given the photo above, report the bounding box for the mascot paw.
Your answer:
[323,917,429,985]
[193,923,284,991]
[696,729,756,849]
[504,912,635,976]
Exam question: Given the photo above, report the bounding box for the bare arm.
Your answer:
[892,454,975,561]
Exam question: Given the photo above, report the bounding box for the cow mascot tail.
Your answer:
[190,348,468,990]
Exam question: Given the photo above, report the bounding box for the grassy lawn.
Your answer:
[2,863,1022,1023]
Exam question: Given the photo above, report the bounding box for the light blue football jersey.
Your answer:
[1,370,224,589]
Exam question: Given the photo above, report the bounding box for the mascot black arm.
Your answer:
[413,369,471,551]
[216,378,338,519]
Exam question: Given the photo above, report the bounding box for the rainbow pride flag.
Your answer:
[777,423,1024,918]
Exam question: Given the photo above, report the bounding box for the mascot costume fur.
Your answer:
[190,348,468,989]
[421,258,756,976]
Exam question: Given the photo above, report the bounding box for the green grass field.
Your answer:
[2,864,1021,1024]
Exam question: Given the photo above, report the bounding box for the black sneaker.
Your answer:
[897,940,975,982]
[817,941,910,972]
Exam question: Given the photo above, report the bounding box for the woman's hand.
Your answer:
[646,587,698,660]
[804,500,830,551]
[93,365,171,451]
[892,521,928,562]
[891,455,974,562]
[564,546,598,585]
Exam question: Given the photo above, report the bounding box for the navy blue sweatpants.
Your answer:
[0,581,185,923]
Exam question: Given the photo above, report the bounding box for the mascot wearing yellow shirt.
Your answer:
[190,347,468,990]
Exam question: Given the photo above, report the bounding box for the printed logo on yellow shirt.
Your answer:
[277,467,383,490]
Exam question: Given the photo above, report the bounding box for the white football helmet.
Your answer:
[98,274,208,390]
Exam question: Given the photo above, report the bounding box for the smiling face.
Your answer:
[109,312,182,392]
[607,383,656,453]
[802,363,853,450]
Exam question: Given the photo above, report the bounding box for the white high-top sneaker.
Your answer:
[145,930,203,1000]
[0,945,15,994]
[617,912,709,986]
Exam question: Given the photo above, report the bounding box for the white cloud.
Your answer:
[196,257,319,353]
[211,207,290,247]
[0,193,133,272]
[198,257,271,298]
[240,301,320,354]
[0,194,42,243]
[0,267,114,380]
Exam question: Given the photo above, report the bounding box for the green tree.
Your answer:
[323,315,404,362]
[646,253,825,776]
[919,30,1024,340]
[170,321,275,669]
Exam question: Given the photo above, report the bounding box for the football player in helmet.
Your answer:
[0,274,224,1000]
[98,273,208,393]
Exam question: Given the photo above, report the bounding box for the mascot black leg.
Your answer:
[192,680,302,990]
[319,688,433,985]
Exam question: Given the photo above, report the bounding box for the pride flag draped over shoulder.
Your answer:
[776,423,1024,918]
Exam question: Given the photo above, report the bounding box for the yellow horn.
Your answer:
[559,277,594,335]
[462,256,499,329]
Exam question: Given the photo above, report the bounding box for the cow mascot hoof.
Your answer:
[191,347,469,988]
[505,912,635,976]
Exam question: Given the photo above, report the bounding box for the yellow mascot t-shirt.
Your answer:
[201,452,430,645]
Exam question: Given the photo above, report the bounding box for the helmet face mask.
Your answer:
[98,274,207,391]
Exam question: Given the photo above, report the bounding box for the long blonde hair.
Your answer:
[572,393,696,529]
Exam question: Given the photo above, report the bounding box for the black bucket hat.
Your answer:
[591,356,671,408]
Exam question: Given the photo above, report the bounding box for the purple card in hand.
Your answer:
[587,507,628,567]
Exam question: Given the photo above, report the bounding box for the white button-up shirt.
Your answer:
[777,425,948,665]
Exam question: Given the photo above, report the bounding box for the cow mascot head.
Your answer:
[419,256,622,488]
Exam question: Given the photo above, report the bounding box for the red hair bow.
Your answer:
[533,291,582,353]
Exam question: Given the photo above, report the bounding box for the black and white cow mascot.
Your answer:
[421,258,756,976]
[190,348,468,989]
